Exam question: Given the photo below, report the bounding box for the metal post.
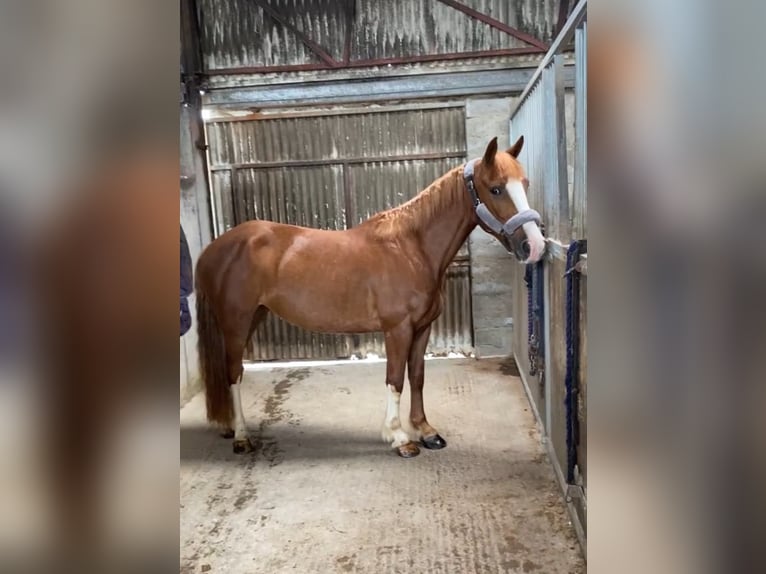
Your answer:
[573,23,587,238]
[553,54,570,240]
[543,260,552,435]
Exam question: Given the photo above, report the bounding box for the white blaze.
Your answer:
[506,179,547,263]
[381,384,410,448]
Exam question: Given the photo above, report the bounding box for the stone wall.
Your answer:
[465,96,519,358]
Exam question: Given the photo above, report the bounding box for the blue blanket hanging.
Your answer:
[180,225,193,337]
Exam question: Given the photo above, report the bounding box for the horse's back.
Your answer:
[196,220,348,292]
[195,218,436,332]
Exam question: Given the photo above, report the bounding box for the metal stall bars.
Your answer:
[508,0,587,552]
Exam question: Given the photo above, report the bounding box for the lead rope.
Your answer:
[525,260,545,382]
[534,260,545,383]
[524,265,535,373]
[564,239,586,484]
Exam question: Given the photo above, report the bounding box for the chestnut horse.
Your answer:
[195,136,546,457]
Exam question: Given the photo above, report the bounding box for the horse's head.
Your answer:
[470,136,546,263]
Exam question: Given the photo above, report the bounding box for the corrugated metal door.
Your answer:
[205,103,472,360]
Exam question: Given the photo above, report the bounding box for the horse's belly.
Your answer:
[265,294,382,334]
[260,229,422,333]
[263,272,386,333]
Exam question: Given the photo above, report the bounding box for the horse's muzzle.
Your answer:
[504,222,546,262]
[499,232,529,261]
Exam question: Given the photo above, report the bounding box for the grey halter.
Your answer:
[463,158,542,260]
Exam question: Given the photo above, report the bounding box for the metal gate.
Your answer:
[204,103,473,360]
[508,0,587,551]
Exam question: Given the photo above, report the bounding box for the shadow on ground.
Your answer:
[182,423,388,463]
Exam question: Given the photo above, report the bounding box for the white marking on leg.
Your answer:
[231,382,248,440]
[381,384,410,448]
[506,179,547,263]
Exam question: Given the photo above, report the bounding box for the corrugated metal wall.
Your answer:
[350,0,543,58]
[196,0,347,69]
[196,0,561,72]
[205,103,472,360]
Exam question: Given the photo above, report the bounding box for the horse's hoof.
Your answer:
[421,434,447,450]
[232,437,254,454]
[395,442,421,458]
[220,428,235,439]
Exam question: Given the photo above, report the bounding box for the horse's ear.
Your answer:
[483,137,498,165]
[507,135,524,158]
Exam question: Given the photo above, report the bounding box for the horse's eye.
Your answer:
[490,186,503,196]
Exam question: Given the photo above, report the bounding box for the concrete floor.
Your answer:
[180,358,584,574]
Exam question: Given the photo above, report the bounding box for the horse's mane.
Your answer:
[360,167,464,237]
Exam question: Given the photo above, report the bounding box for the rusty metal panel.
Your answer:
[196,0,348,71]
[210,170,234,236]
[249,315,352,361]
[234,166,345,228]
[207,106,466,166]
[432,262,474,353]
[347,159,455,223]
[206,103,472,360]
[351,0,545,60]
[249,314,352,361]
[460,0,561,43]
[196,0,561,73]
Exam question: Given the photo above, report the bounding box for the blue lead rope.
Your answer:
[564,239,586,484]
[524,264,534,343]
[524,261,545,380]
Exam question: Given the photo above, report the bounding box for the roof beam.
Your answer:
[203,66,575,108]
[204,47,543,77]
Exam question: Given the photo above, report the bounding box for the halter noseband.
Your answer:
[463,158,542,260]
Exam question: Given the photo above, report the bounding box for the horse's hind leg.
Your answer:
[219,307,267,441]
[223,306,268,454]
[230,376,250,453]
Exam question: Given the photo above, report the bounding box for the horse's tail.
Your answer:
[196,286,233,427]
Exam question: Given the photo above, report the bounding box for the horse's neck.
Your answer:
[413,172,476,278]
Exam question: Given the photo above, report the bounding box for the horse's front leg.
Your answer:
[381,321,419,458]
[408,324,447,450]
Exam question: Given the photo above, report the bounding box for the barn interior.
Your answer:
[180,2,587,572]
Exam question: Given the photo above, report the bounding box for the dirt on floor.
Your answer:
[180,357,584,574]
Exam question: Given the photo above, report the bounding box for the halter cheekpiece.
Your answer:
[462,158,542,260]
